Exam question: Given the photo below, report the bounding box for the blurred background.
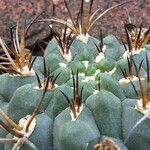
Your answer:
[0,0,150,52]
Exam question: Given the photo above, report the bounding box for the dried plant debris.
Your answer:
[93,138,119,150]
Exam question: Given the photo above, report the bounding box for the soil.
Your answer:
[0,0,149,53]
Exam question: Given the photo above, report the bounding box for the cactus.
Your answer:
[1,0,150,150]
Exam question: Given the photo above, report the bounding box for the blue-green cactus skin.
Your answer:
[0,97,9,148]
[0,74,36,102]
[103,35,124,61]
[122,99,150,150]
[112,58,147,81]
[96,73,125,100]
[96,58,116,72]
[53,106,100,150]
[86,90,122,138]
[7,83,52,122]
[4,113,53,150]
[1,32,150,150]
[45,84,73,119]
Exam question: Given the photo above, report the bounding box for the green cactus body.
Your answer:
[85,63,97,76]
[0,96,9,112]
[45,84,73,119]
[66,75,97,102]
[70,36,99,58]
[0,74,36,102]
[4,113,53,150]
[131,48,150,70]
[42,53,66,74]
[96,58,116,72]
[32,56,44,74]
[103,35,124,61]
[1,2,150,149]
[73,47,95,62]
[120,78,147,99]
[80,80,97,102]
[69,60,86,73]
[112,58,146,81]
[7,83,53,122]
[53,106,100,150]
[0,100,8,149]
[122,99,150,150]
[0,129,7,150]
[86,90,122,138]
[37,39,67,74]
[44,38,58,56]
[96,73,125,100]
[49,65,71,85]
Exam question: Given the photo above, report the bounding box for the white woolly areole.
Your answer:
[135,99,150,117]
[119,76,140,85]
[103,45,107,52]
[59,62,68,68]
[84,0,90,2]
[78,73,85,77]
[76,33,90,43]
[13,115,36,149]
[70,104,83,121]
[82,76,95,82]
[95,45,106,63]
[93,90,99,94]
[108,67,116,75]
[123,48,145,59]
[18,115,36,138]
[95,69,101,75]
[14,65,35,77]
[64,51,72,62]
[95,53,105,63]
[81,70,100,83]
[34,83,58,91]
[59,46,72,62]
[82,61,89,69]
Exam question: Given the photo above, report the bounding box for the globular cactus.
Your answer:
[0,0,150,150]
